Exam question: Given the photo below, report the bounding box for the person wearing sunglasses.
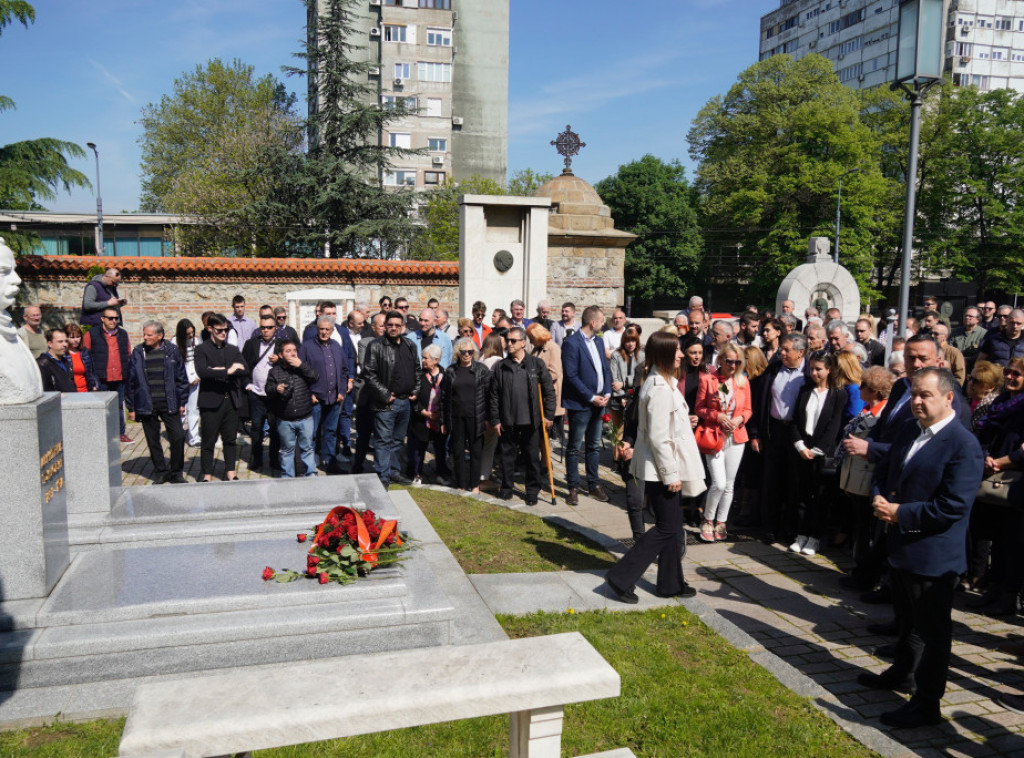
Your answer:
[272,306,299,343]
[193,312,250,481]
[695,343,752,543]
[487,326,555,505]
[979,308,1024,368]
[82,306,134,442]
[440,338,490,493]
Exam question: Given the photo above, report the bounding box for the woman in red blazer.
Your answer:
[695,343,753,542]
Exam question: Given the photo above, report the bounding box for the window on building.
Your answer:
[828,20,840,34]
[426,97,443,117]
[996,17,1012,30]
[388,132,412,149]
[419,0,451,8]
[971,73,990,88]
[992,48,1007,60]
[383,24,407,42]
[424,171,445,186]
[956,42,972,57]
[977,48,990,59]
[418,61,452,82]
[426,27,452,46]
[394,62,411,79]
[384,170,416,186]
[839,38,862,56]
[780,15,797,32]
[427,137,447,152]
[838,62,863,82]
[839,8,865,31]
[1019,19,1024,31]
[382,95,418,110]
[1012,52,1024,62]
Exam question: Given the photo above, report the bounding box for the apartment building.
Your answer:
[316,0,508,190]
[759,0,1024,92]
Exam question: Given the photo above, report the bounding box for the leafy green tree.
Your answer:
[0,1,89,253]
[411,175,503,260]
[507,168,554,197]
[595,155,702,302]
[138,58,303,255]
[688,54,897,301]
[284,0,417,258]
[914,86,1024,296]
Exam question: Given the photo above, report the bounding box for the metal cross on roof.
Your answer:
[550,125,585,175]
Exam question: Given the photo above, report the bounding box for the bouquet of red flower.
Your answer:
[262,506,413,585]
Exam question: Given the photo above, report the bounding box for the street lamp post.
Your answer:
[86,142,103,255]
[834,167,860,264]
[892,0,948,333]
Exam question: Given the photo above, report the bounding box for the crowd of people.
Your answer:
[19,269,1024,728]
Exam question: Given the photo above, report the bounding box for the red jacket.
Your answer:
[472,323,492,349]
[695,370,753,445]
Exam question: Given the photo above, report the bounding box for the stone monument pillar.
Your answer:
[776,237,861,324]
[457,195,551,319]
[0,238,70,599]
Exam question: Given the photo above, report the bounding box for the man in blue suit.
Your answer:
[857,367,984,729]
[562,305,612,505]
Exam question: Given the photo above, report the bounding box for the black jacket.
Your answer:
[266,360,318,420]
[748,359,811,442]
[441,360,491,437]
[408,369,444,443]
[362,335,423,411]
[37,353,76,393]
[194,339,249,411]
[488,354,555,428]
[790,385,846,458]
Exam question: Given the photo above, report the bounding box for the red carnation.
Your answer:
[307,554,320,567]
[326,513,340,528]
[262,566,274,581]
[602,413,612,423]
[318,572,329,584]
[307,565,318,576]
[297,533,307,543]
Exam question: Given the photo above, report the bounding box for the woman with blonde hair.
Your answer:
[694,343,752,542]
[477,332,506,490]
[834,350,866,421]
[441,337,490,492]
[605,331,706,603]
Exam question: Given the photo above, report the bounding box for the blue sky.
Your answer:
[0,0,779,214]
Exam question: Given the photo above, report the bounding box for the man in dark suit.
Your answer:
[748,332,810,543]
[841,333,971,592]
[857,368,983,728]
[562,305,612,504]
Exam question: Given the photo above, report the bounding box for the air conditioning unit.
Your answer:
[394,78,405,86]
[858,74,865,81]
[432,156,444,165]
[369,0,381,5]
[451,116,463,126]
[452,10,458,21]
[960,25,970,35]
[368,66,380,75]
[809,39,817,49]
[370,27,381,37]
[960,55,971,64]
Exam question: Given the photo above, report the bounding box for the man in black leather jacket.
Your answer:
[362,310,422,488]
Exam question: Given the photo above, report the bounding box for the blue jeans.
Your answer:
[311,401,341,468]
[101,379,127,435]
[373,398,411,486]
[566,406,604,490]
[277,416,316,478]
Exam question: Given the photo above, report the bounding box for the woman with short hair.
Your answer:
[407,343,450,485]
[441,337,490,492]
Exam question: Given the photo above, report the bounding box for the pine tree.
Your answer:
[286,0,417,257]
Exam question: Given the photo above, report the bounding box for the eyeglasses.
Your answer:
[396,305,409,310]
[507,338,524,344]
[259,325,276,330]
[1004,369,1023,379]
[101,315,118,320]
[459,349,474,356]
[276,315,287,321]
[984,306,996,310]
[723,359,743,366]
[213,327,228,334]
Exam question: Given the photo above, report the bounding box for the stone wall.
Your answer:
[15,256,459,341]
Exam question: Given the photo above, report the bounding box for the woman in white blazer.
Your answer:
[605,332,707,603]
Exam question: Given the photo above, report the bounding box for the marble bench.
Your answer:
[118,631,630,758]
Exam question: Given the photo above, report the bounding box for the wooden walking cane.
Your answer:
[538,382,557,504]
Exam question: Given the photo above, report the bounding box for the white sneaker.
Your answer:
[801,537,820,556]
[412,477,422,486]
[788,535,808,553]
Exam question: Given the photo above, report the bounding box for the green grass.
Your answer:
[398,486,616,574]
[0,608,874,757]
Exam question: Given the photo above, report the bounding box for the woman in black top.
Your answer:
[406,344,450,485]
[441,337,491,493]
[678,334,709,526]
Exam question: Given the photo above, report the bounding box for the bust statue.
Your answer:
[0,238,43,405]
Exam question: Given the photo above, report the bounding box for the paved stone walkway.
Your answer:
[121,420,1024,757]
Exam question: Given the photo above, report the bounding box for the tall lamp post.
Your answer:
[834,167,860,264]
[86,142,104,255]
[892,0,948,333]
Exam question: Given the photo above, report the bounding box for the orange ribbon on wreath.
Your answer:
[310,506,402,566]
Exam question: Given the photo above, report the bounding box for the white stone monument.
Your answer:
[776,237,861,324]
[0,237,43,406]
[286,287,356,333]
[457,194,551,319]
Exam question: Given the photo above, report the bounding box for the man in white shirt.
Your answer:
[603,308,628,358]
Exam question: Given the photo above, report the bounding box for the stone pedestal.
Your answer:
[0,394,70,600]
[60,391,121,517]
[458,195,551,319]
[286,287,356,332]
[776,237,861,324]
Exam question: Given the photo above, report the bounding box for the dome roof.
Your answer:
[533,173,614,231]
